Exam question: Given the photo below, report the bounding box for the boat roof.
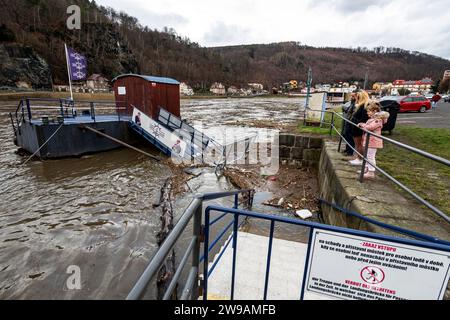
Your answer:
[111,74,180,85]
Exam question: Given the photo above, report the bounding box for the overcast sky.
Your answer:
[95,0,450,60]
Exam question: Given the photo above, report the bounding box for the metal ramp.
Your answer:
[203,231,331,300]
[129,106,255,166]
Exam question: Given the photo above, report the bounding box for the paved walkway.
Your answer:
[396,102,450,129]
[204,232,331,300]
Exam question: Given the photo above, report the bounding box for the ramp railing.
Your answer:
[126,189,254,300]
[127,191,449,300]
[202,205,450,300]
[10,98,127,127]
[317,109,450,224]
[133,106,257,168]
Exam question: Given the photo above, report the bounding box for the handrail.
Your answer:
[202,205,450,300]
[319,199,450,245]
[126,196,202,300]
[126,189,254,300]
[11,98,128,125]
[332,110,450,167]
[317,108,450,223]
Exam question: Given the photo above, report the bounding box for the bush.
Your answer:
[0,24,16,42]
[397,88,411,95]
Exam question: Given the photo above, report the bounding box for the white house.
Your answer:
[86,74,110,93]
[210,82,226,95]
[180,82,194,96]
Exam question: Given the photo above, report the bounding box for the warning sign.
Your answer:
[304,230,450,300]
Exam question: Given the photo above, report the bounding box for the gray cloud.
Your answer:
[308,0,391,13]
[96,0,189,30]
[96,0,450,60]
[140,12,188,29]
[203,21,251,46]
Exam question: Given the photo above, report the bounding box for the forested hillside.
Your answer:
[0,0,449,90]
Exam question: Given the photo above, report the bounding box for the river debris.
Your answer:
[295,209,313,219]
[224,165,320,215]
[156,177,177,300]
[155,161,207,298]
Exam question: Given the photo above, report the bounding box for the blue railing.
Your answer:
[126,189,254,300]
[127,189,449,300]
[202,205,450,300]
[319,109,450,224]
[10,98,127,128]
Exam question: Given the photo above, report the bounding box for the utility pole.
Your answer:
[303,67,312,125]
[363,67,369,90]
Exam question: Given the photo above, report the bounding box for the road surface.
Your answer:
[396,101,450,129]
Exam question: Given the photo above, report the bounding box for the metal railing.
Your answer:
[202,205,450,300]
[9,98,127,132]
[321,109,450,224]
[126,189,254,300]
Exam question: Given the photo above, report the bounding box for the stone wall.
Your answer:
[279,133,323,168]
[318,141,450,299]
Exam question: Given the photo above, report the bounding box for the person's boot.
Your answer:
[349,158,363,165]
[363,171,375,179]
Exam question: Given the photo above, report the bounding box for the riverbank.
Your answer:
[0,91,115,101]
[0,91,290,101]
[299,120,450,218]
[224,165,320,218]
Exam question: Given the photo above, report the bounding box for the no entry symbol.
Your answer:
[360,266,385,284]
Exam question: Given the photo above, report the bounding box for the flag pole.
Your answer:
[64,43,74,101]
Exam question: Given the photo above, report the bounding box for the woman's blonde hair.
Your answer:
[355,90,370,110]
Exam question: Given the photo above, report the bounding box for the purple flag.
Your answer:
[67,47,87,81]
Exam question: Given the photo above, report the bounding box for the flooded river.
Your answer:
[0,97,308,299]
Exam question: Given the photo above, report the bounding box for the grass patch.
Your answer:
[297,108,343,136]
[377,126,450,217]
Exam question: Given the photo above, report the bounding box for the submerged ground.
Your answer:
[0,97,318,299]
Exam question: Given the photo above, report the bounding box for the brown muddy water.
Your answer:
[0,97,313,299]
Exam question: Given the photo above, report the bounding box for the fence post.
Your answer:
[329,112,335,136]
[202,207,210,301]
[90,102,95,122]
[359,133,371,182]
[26,99,31,121]
[191,200,202,300]
[59,99,64,118]
[338,118,344,152]
[230,213,239,300]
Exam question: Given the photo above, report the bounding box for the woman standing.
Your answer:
[349,90,370,165]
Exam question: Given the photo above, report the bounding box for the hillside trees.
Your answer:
[0,0,449,89]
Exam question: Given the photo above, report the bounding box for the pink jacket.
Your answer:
[360,118,384,149]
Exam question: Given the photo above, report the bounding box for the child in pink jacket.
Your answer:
[357,102,389,179]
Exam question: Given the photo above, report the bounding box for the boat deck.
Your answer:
[29,115,131,126]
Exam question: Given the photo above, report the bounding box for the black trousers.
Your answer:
[342,120,355,155]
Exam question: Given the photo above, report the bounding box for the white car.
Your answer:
[424,93,434,100]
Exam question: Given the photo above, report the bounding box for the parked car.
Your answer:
[424,93,434,100]
[398,95,431,112]
[443,94,450,103]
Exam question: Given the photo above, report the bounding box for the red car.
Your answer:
[398,95,431,113]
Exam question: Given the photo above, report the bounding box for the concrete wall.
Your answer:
[279,133,323,168]
[318,141,450,299]
[318,141,450,240]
